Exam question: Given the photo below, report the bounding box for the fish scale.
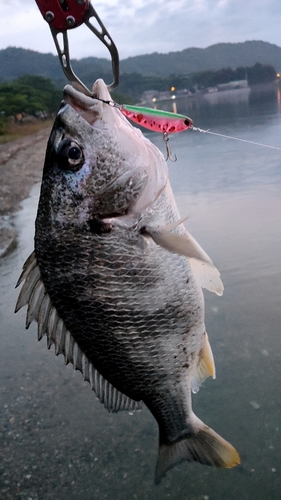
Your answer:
[35,193,202,398]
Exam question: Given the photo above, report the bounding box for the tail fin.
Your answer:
[155,415,240,484]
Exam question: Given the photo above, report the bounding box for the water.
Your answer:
[1,88,281,499]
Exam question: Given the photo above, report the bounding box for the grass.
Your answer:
[0,119,53,144]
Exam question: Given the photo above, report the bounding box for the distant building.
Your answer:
[216,80,249,91]
[141,90,159,102]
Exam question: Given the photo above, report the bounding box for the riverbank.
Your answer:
[0,127,51,257]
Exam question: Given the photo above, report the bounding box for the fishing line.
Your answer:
[191,126,281,151]
[96,96,281,154]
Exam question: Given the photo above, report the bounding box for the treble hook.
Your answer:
[163,133,177,162]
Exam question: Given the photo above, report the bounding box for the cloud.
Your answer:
[0,0,281,59]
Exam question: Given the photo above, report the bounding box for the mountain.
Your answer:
[1,41,281,84]
[121,41,281,76]
[0,47,61,81]
[0,47,112,86]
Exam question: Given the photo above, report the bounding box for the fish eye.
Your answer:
[56,139,84,172]
[68,146,81,160]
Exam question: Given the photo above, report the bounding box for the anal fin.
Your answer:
[191,332,216,394]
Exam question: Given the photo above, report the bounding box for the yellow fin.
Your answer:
[191,332,216,394]
[155,412,240,484]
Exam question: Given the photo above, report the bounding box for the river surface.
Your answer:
[0,87,281,499]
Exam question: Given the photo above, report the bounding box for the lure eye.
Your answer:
[56,139,84,172]
[184,118,192,128]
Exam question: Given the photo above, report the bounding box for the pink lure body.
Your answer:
[120,105,193,134]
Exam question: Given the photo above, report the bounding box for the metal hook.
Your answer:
[163,133,177,162]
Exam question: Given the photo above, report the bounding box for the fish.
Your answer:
[15,78,240,483]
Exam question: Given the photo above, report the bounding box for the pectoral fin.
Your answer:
[145,219,212,263]
[189,258,224,296]
[145,220,224,295]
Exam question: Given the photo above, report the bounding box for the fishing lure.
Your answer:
[99,99,193,161]
[97,98,281,158]
[119,105,193,160]
[119,105,193,134]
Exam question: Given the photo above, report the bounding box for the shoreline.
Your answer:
[0,127,51,257]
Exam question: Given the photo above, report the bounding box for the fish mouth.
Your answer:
[64,85,99,109]
[63,79,113,125]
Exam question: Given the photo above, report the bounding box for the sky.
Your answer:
[0,0,281,60]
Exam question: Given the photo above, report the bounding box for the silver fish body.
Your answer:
[16,79,239,482]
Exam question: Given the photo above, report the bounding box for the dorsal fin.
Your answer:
[15,252,142,414]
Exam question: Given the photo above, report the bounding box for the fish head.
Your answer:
[38,79,168,228]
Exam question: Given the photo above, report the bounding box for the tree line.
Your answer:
[114,63,277,99]
[0,75,62,121]
[0,63,278,124]
[187,63,277,90]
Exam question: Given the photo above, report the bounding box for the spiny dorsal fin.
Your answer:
[191,332,216,394]
[144,220,224,295]
[15,252,142,414]
[15,258,41,312]
[16,250,37,288]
